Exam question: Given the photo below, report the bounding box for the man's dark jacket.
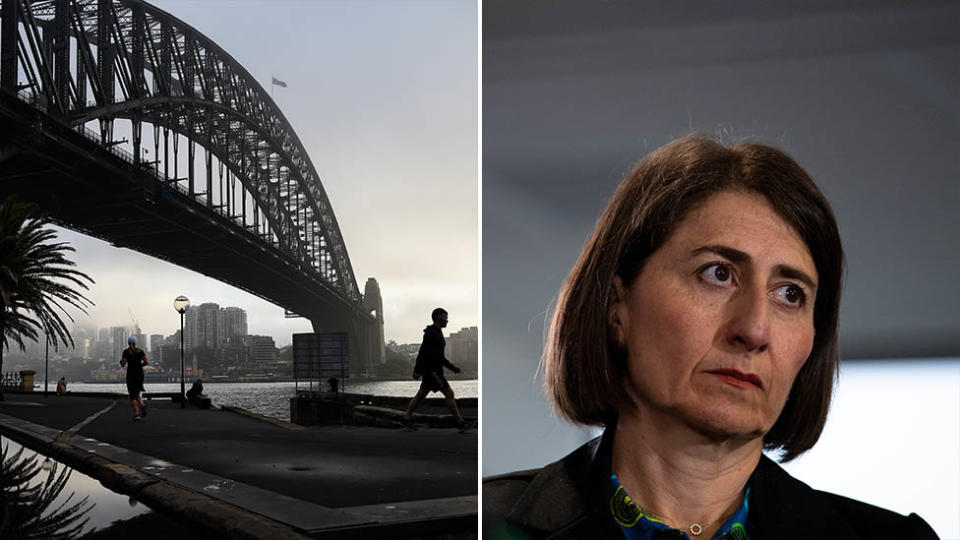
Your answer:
[413,325,457,376]
[483,431,938,539]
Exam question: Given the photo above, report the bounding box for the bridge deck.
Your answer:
[0,392,477,538]
[0,92,361,326]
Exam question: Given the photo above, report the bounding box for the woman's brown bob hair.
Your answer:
[544,135,844,461]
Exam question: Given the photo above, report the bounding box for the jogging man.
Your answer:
[402,308,473,430]
[120,336,148,420]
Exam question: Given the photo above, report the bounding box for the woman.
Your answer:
[483,136,938,539]
[120,335,148,421]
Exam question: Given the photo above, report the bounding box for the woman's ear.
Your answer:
[610,276,628,348]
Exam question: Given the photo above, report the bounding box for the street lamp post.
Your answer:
[43,335,48,398]
[174,296,190,408]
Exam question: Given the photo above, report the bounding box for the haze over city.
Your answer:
[49,0,478,347]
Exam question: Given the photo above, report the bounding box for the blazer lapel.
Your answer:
[506,433,623,539]
[505,458,588,533]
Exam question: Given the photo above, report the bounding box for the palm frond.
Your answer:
[0,441,93,538]
[0,197,95,371]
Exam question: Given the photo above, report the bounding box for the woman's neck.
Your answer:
[611,407,762,538]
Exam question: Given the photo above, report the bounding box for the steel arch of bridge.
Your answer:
[0,0,362,308]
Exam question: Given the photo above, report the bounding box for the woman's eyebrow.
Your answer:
[690,244,749,263]
[775,265,818,291]
[690,244,818,290]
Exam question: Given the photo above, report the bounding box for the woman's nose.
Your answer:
[725,286,771,353]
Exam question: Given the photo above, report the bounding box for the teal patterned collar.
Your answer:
[609,474,751,540]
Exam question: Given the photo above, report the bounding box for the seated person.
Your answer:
[186,379,210,408]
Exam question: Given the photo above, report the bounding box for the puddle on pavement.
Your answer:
[1,435,207,538]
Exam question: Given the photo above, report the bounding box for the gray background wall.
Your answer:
[482,0,959,476]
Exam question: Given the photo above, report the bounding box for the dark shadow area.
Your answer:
[82,511,212,540]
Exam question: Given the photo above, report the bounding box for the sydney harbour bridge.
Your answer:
[0,0,385,373]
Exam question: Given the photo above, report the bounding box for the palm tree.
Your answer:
[0,198,94,396]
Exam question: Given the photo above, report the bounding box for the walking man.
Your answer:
[402,308,473,430]
[120,336,149,420]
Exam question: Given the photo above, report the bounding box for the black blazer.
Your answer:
[483,431,939,539]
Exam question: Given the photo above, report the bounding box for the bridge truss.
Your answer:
[0,0,364,312]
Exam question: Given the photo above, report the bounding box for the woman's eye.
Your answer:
[773,284,806,307]
[699,263,733,286]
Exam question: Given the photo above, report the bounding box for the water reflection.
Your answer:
[1,436,207,538]
[1,439,92,538]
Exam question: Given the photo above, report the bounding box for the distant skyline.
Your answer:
[48,0,477,347]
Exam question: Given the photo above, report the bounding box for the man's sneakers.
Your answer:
[133,413,141,421]
[458,420,477,433]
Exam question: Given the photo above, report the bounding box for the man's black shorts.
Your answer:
[126,380,143,399]
[419,372,450,393]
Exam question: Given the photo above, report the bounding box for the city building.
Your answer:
[90,333,111,361]
[219,341,248,368]
[185,302,248,351]
[132,331,147,351]
[77,336,90,358]
[149,334,164,353]
[223,307,248,345]
[184,306,198,351]
[69,327,90,357]
[445,326,478,376]
[247,335,277,369]
[36,304,272,379]
[110,326,129,362]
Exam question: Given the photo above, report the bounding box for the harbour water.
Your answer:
[65,379,478,421]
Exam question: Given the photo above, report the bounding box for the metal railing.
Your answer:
[0,372,22,389]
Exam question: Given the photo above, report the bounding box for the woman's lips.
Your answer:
[707,369,764,389]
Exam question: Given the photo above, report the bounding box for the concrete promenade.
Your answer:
[0,391,477,538]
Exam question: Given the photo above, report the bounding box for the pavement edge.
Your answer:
[0,411,311,540]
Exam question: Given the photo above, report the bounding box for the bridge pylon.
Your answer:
[309,277,384,378]
[363,278,386,369]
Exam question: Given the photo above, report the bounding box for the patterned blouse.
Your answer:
[610,475,751,540]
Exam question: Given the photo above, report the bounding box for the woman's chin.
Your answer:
[675,401,770,443]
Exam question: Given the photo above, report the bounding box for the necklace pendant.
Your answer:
[689,523,703,536]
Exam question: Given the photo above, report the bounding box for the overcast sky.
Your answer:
[55,0,477,346]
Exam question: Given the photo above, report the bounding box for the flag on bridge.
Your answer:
[271,76,288,88]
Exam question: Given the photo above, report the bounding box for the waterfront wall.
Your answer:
[290,393,477,427]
